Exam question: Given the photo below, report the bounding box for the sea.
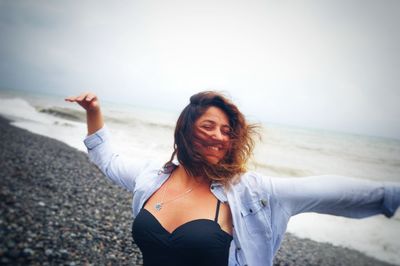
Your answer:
[1,88,399,265]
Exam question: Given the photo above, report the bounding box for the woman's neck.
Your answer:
[172,165,209,189]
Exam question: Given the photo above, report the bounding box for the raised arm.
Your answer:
[65,92,104,135]
[267,175,400,219]
[65,92,146,192]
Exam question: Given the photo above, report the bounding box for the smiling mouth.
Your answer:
[207,145,223,151]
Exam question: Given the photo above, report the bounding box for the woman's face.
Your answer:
[193,106,231,164]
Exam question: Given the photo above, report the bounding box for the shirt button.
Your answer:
[210,185,215,189]
[237,247,241,251]
[260,199,267,206]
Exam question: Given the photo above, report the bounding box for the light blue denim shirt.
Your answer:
[84,126,400,266]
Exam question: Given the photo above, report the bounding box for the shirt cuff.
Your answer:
[382,182,400,218]
[83,125,109,150]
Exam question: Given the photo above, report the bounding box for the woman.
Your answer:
[65,91,400,266]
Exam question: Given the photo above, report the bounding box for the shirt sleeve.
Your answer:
[268,175,400,218]
[83,125,146,192]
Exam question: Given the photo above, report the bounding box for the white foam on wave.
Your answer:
[0,97,88,152]
[0,98,47,123]
[287,212,400,265]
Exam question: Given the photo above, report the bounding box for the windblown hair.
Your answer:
[165,91,258,185]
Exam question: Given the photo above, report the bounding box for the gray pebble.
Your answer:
[45,249,53,256]
[22,247,35,256]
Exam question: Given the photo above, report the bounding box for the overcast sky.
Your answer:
[1,0,399,139]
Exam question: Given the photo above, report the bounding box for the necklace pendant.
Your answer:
[155,202,163,211]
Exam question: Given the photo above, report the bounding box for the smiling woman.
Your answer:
[194,106,231,164]
[65,91,400,266]
[165,91,258,185]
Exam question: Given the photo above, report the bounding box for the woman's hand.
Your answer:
[65,92,100,112]
[65,92,104,135]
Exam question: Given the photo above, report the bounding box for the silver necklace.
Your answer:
[154,177,194,211]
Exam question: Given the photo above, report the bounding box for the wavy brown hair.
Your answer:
[165,91,258,185]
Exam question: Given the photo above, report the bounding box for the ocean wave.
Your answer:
[0,97,49,123]
[143,121,174,130]
[38,106,175,130]
[249,161,313,177]
[292,142,400,168]
[104,115,174,130]
[37,107,86,122]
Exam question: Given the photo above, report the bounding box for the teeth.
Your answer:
[207,146,220,151]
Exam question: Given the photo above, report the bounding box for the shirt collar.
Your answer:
[160,162,228,202]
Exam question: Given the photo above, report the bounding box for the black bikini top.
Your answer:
[132,200,233,266]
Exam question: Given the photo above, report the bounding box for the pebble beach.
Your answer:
[0,116,396,266]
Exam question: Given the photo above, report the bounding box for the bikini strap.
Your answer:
[214,199,221,222]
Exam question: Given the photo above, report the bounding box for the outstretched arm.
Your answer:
[267,175,400,218]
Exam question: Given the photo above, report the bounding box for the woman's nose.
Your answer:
[211,129,224,140]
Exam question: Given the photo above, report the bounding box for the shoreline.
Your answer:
[0,116,395,266]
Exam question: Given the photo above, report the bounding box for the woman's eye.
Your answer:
[222,130,231,136]
[200,124,231,136]
[221,126,231,135]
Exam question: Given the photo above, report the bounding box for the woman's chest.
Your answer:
[143,185,233,235]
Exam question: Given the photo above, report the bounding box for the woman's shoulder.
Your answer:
[136,160,171,176]
[231,171,273,192]
[133,160,173,188]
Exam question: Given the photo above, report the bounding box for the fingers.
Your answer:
[76,93,86,101]
[65,92,100,112]
[85,93,97,102]
[65,95,81,102]
[65,92,97,102]
[64,96,76,102]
